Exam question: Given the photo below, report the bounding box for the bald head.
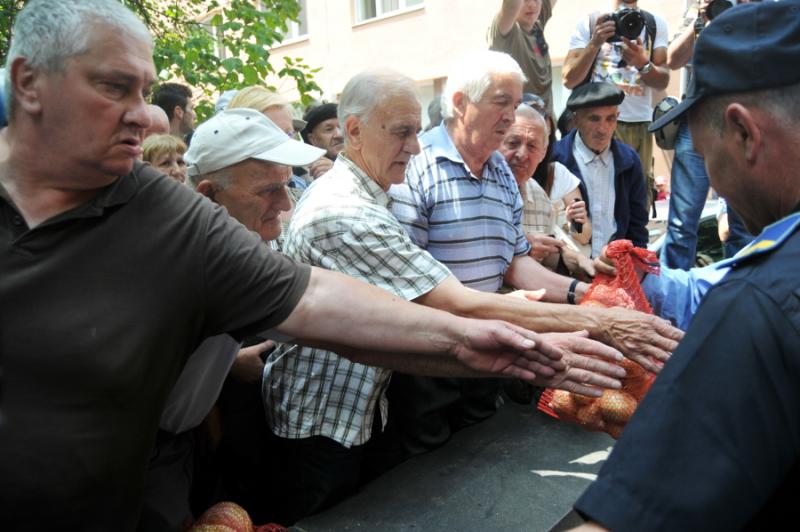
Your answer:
[143,105,170,139]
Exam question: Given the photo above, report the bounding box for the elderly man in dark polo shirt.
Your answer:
[0,1,580,529]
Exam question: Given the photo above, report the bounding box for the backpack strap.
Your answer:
[641,10,657,61]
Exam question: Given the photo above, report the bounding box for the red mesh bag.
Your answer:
[537,240,660,439]
[188,501,288,532]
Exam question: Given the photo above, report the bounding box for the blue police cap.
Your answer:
[650,1,800,132]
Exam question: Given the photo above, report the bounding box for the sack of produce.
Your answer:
[538,240,660,439]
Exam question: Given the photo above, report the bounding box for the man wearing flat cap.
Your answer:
[551,82,648,258]
[301,102,345,179]
[571,2,800,530]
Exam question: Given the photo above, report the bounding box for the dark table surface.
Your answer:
[294,400,614,532]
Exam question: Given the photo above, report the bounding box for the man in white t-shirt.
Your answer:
[562,0,669,206]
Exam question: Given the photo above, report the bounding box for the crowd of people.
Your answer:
[0,0,798,530]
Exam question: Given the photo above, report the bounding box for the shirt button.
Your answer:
[12,215,23,226]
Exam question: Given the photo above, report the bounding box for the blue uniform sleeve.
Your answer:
[642,264,729,330]
[575,279,800,531]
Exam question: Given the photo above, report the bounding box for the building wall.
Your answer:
[268,0,692,176]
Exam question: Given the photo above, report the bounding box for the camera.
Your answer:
[707,0,734,20]
[602,7,646,42]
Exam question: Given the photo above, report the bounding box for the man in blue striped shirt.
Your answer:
[388,51,596,454]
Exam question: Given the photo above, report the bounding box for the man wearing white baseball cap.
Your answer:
[185,108,324,242]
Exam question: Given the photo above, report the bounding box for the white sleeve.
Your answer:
[568,16,592,50]
[654,14,669,49]
[549,162,582,202]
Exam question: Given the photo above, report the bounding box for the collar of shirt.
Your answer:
[424,124,503,179]
[575,132,612,167]
[336,154,393,209]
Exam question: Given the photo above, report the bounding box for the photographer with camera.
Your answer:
[660,0,756,269]
[562,0,669,211]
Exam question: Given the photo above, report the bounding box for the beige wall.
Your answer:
[268,0,691,175]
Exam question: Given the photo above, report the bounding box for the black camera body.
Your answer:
[602,7,646,42]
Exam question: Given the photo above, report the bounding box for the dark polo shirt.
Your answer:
[0,163,310,530]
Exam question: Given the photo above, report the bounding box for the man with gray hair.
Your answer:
[387,50,676,454]
[0,1,586,528]
[264,67,629,524]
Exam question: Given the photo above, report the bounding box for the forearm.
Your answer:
[562,48,598,89]
[640,64,670,90]
[497,0,523,35]
[667,25,696,69]
[307,340,488,378]
[278,267,462,357]
[505,256,587,304]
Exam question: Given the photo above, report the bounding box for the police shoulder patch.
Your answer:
[716,212,800,270]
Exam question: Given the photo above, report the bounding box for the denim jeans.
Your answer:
[724,206,755,258]
[661,118,710,270]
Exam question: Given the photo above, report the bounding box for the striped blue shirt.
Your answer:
[390,125,531,292]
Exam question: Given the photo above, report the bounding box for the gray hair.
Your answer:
[4,0,152,117]
[338,68,419,145]
[441,50,526,120]
[692,82,800,135]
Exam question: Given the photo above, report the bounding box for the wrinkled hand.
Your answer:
[532,331,625,397]
[599,307,684,373]
[592,246,617,276]
[526,232,564,262]
[566,200,588,225]
[229,340,274,383]
[506,288,547,302]
[452,320,568,381]
[591,16,617,47]
[621,37,649,70]
[309,157,334,179]
[562,248,596,282]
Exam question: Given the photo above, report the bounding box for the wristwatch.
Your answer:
[638,61,654,75]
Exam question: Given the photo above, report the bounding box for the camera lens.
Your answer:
[707,0,734,20]
[616,9,646,40]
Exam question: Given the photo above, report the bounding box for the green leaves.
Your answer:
[0,0,322,121]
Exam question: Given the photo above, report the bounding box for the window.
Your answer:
[284,0,308,40]
[201,16,227,59]
[355,0,423,23]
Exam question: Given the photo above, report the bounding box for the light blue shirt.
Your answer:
[574,132,615,258]
[643,264,729,330]
[390,125,530,293]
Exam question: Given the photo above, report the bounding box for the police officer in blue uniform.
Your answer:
[570,2,800,530]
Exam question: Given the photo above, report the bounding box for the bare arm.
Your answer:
[667,26,695,70]
[620,38,670,90]
[497,0,523,36]
[418,276,683,373]
[669,2,710,69]
[504,254,589,304]
[276,267,567,381]
[562,18,616,89]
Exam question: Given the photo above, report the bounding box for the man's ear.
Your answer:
[724,103,761,164]
[173,105,184,122]
[343,115,362,150]
[10,57,44,116]
[452,91,467,119]
[195,179,217,201]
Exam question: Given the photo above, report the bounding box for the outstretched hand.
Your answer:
[599,307,683,373]
[532,330,625,397]
[451,320,568,382]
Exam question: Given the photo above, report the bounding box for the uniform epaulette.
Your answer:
[715,211,800,270]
